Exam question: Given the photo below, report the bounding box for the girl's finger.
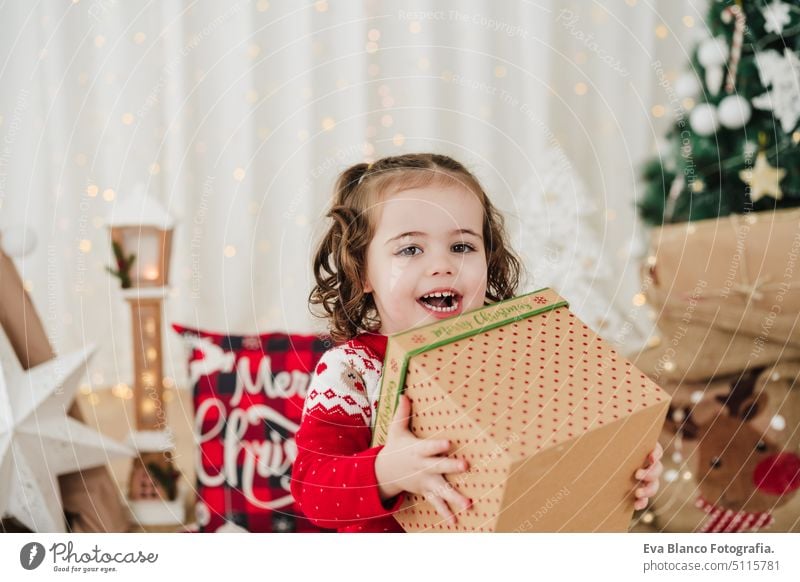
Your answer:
[637,481,659,499]
[638,462,664,483]
[425,456,468,475]
[647,461,664,480]
[419,438,451,457]
[634,498,648,511]
[649,443,664,464]
[425,492,456,526]
[436,478,471,514]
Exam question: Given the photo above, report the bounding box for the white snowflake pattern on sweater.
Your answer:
[302,342,383,428]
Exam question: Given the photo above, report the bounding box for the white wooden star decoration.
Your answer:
[0,345,133,532]
[739,151,787,203]
[762,0,792,35]
[753,48,800,133]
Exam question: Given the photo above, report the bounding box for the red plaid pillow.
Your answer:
[172,324,333,532]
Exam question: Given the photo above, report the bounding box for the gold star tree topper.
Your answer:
[739,151,787,202]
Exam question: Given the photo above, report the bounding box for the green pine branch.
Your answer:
[106,240,136,288]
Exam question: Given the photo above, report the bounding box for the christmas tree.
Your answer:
[640,0,800,224]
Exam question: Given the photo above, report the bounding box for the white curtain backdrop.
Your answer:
[0,0,706,389]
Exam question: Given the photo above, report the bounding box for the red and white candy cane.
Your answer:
[723,3,746,93]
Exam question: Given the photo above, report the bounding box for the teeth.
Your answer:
[422,290,454,299]
[419,295,460,313]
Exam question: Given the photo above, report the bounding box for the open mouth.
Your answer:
[417,289,462,314]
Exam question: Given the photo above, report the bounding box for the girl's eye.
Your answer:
[396,246,422,257]
[452,243,476,253]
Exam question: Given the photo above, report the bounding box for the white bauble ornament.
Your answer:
[675,74,701,99]
[698,37,729,67]
[0,225,37,257]
[690,103,720,136]
[718,95,752,129]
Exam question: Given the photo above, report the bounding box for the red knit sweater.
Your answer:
[290,333,406,532]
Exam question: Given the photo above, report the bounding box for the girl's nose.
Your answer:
[428,251,455,276]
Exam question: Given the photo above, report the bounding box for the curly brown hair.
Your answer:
[309,153,522,342]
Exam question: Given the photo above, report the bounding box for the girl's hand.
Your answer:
[633,442,664,510]
[375,395,471,525]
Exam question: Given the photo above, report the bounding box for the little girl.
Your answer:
[290,153,663,532]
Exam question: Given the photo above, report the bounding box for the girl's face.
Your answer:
[363,182,488,336]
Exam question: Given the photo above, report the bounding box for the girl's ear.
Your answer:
[363,278,372,293]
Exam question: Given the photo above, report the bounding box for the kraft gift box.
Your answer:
[372,288,670,532]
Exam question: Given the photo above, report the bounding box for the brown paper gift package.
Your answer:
[630,314,800,384]
[643,208,800,347]
[372,288,670,532]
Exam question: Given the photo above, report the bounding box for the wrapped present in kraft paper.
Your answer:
[371,288,670,532]
[630,315,800,384]
[643,208,800,348]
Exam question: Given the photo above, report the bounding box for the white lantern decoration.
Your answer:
[690,103,720,136]
[106,184,183,529]
[106,183,175,429]
[107,184,174,289]
[718,95,752,129]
